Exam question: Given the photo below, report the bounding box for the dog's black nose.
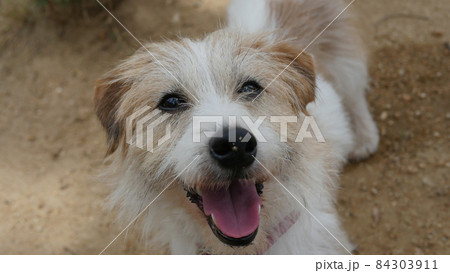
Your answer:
[209,127,257,169]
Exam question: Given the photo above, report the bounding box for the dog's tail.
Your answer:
[227,0,365,64]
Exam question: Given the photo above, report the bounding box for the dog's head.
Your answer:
[95,30,319,250]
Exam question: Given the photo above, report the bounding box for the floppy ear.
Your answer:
[267,42,316,115]
[94,75,130,154]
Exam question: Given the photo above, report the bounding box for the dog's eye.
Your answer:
[158,94,187,111]
[238,81,263,98]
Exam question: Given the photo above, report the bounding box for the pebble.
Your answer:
[380,111,388,121]
[75,108,91,122]
[371,188,378,195]
[372,207,380,224]
[402,94,412,102]
[171,13,180,23]
[406,166,418,174]
[27,134,37,142]
[430,31,443,38]
[422,177,432,186]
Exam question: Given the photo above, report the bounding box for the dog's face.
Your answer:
[95,30,317,249]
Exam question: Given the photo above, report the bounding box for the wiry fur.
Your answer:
[95,0,378,254]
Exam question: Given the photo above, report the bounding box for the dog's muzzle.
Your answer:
[185,127,264,247]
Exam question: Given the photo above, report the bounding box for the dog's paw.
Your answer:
[348,126,379,162]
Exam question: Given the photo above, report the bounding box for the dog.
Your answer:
[94,0,379,254]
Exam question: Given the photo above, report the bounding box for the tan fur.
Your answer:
[94,0,370,254]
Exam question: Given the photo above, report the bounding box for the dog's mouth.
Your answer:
[186,179,264,247]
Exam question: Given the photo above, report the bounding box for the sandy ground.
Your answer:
[0,0,448,254]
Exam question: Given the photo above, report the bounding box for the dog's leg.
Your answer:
[345,91,379,161]
[327,57,379,161]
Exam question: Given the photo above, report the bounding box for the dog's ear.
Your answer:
[94,74,130,154]
[266,42,316,115]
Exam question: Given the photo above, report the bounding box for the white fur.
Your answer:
[228,0,379,161]
[227,0,273,33]
[309,76,354,159]
[100,0,378,255]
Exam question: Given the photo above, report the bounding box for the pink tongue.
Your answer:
[202,180,262,238]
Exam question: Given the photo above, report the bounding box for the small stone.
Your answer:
[380,111,388,121]
[420,92,427,99]
[430,31,443,38]
[27,134,36,142]
[171,13,180,23]
[402,94,412,102]
[75,108,90,122]
[52,148,63,160]
[422,177,432,186]
[372,207,380,224]
[415,247,424,255]
[406,166,418,174]
[371,188,378,195]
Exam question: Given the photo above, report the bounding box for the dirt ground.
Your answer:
[0,0,448,255]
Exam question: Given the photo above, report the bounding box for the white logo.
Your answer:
[126,106,172,152]
[126,107,326,152]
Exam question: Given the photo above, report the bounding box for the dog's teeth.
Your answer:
[211,214,218,226]
[258,204,261,215]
